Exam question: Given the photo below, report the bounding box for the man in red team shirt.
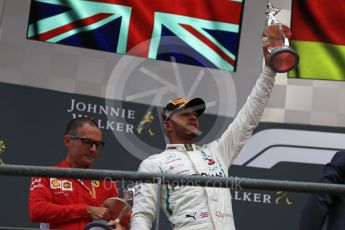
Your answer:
[29,117,126,229]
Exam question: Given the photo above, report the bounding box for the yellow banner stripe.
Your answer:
[289,40,345,81]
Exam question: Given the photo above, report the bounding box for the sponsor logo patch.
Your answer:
[62,180,73,191]
[50,178,61,189]
[91,180,100,188]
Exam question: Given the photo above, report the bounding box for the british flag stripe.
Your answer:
[27,0,244,72]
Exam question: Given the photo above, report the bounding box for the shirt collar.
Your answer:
[57,159,91,169]
[58,160,71,168]
[166,144,197,152]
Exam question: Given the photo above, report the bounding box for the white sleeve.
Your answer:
[208,66,276,169]
[130,157,162,230]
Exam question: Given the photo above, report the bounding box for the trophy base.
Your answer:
[84,220,112,230]
[269,46,299,73]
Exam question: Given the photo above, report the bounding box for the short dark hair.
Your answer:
[65,117,99,135]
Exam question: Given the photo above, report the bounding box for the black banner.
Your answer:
[0,82,329,229]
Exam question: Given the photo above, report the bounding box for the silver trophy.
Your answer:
[84,188,133,230]
[262,2,299,72]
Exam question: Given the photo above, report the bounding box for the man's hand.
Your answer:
[108,220,126,230]
[263,46,270,67]
[114,222,125,230]
[87,206,111,220]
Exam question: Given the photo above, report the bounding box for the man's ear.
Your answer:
[63,135,70,147]
[164,121,172,132]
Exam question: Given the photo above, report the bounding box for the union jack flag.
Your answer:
[200,212,209,218]
[27,0,244,72]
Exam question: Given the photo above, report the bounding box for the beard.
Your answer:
[181,124,200,140]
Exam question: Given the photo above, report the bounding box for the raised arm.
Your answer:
[208,65,276,169]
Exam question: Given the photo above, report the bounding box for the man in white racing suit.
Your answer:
[130,52,276,230]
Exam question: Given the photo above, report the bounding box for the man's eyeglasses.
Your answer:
[67,135,105,150]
